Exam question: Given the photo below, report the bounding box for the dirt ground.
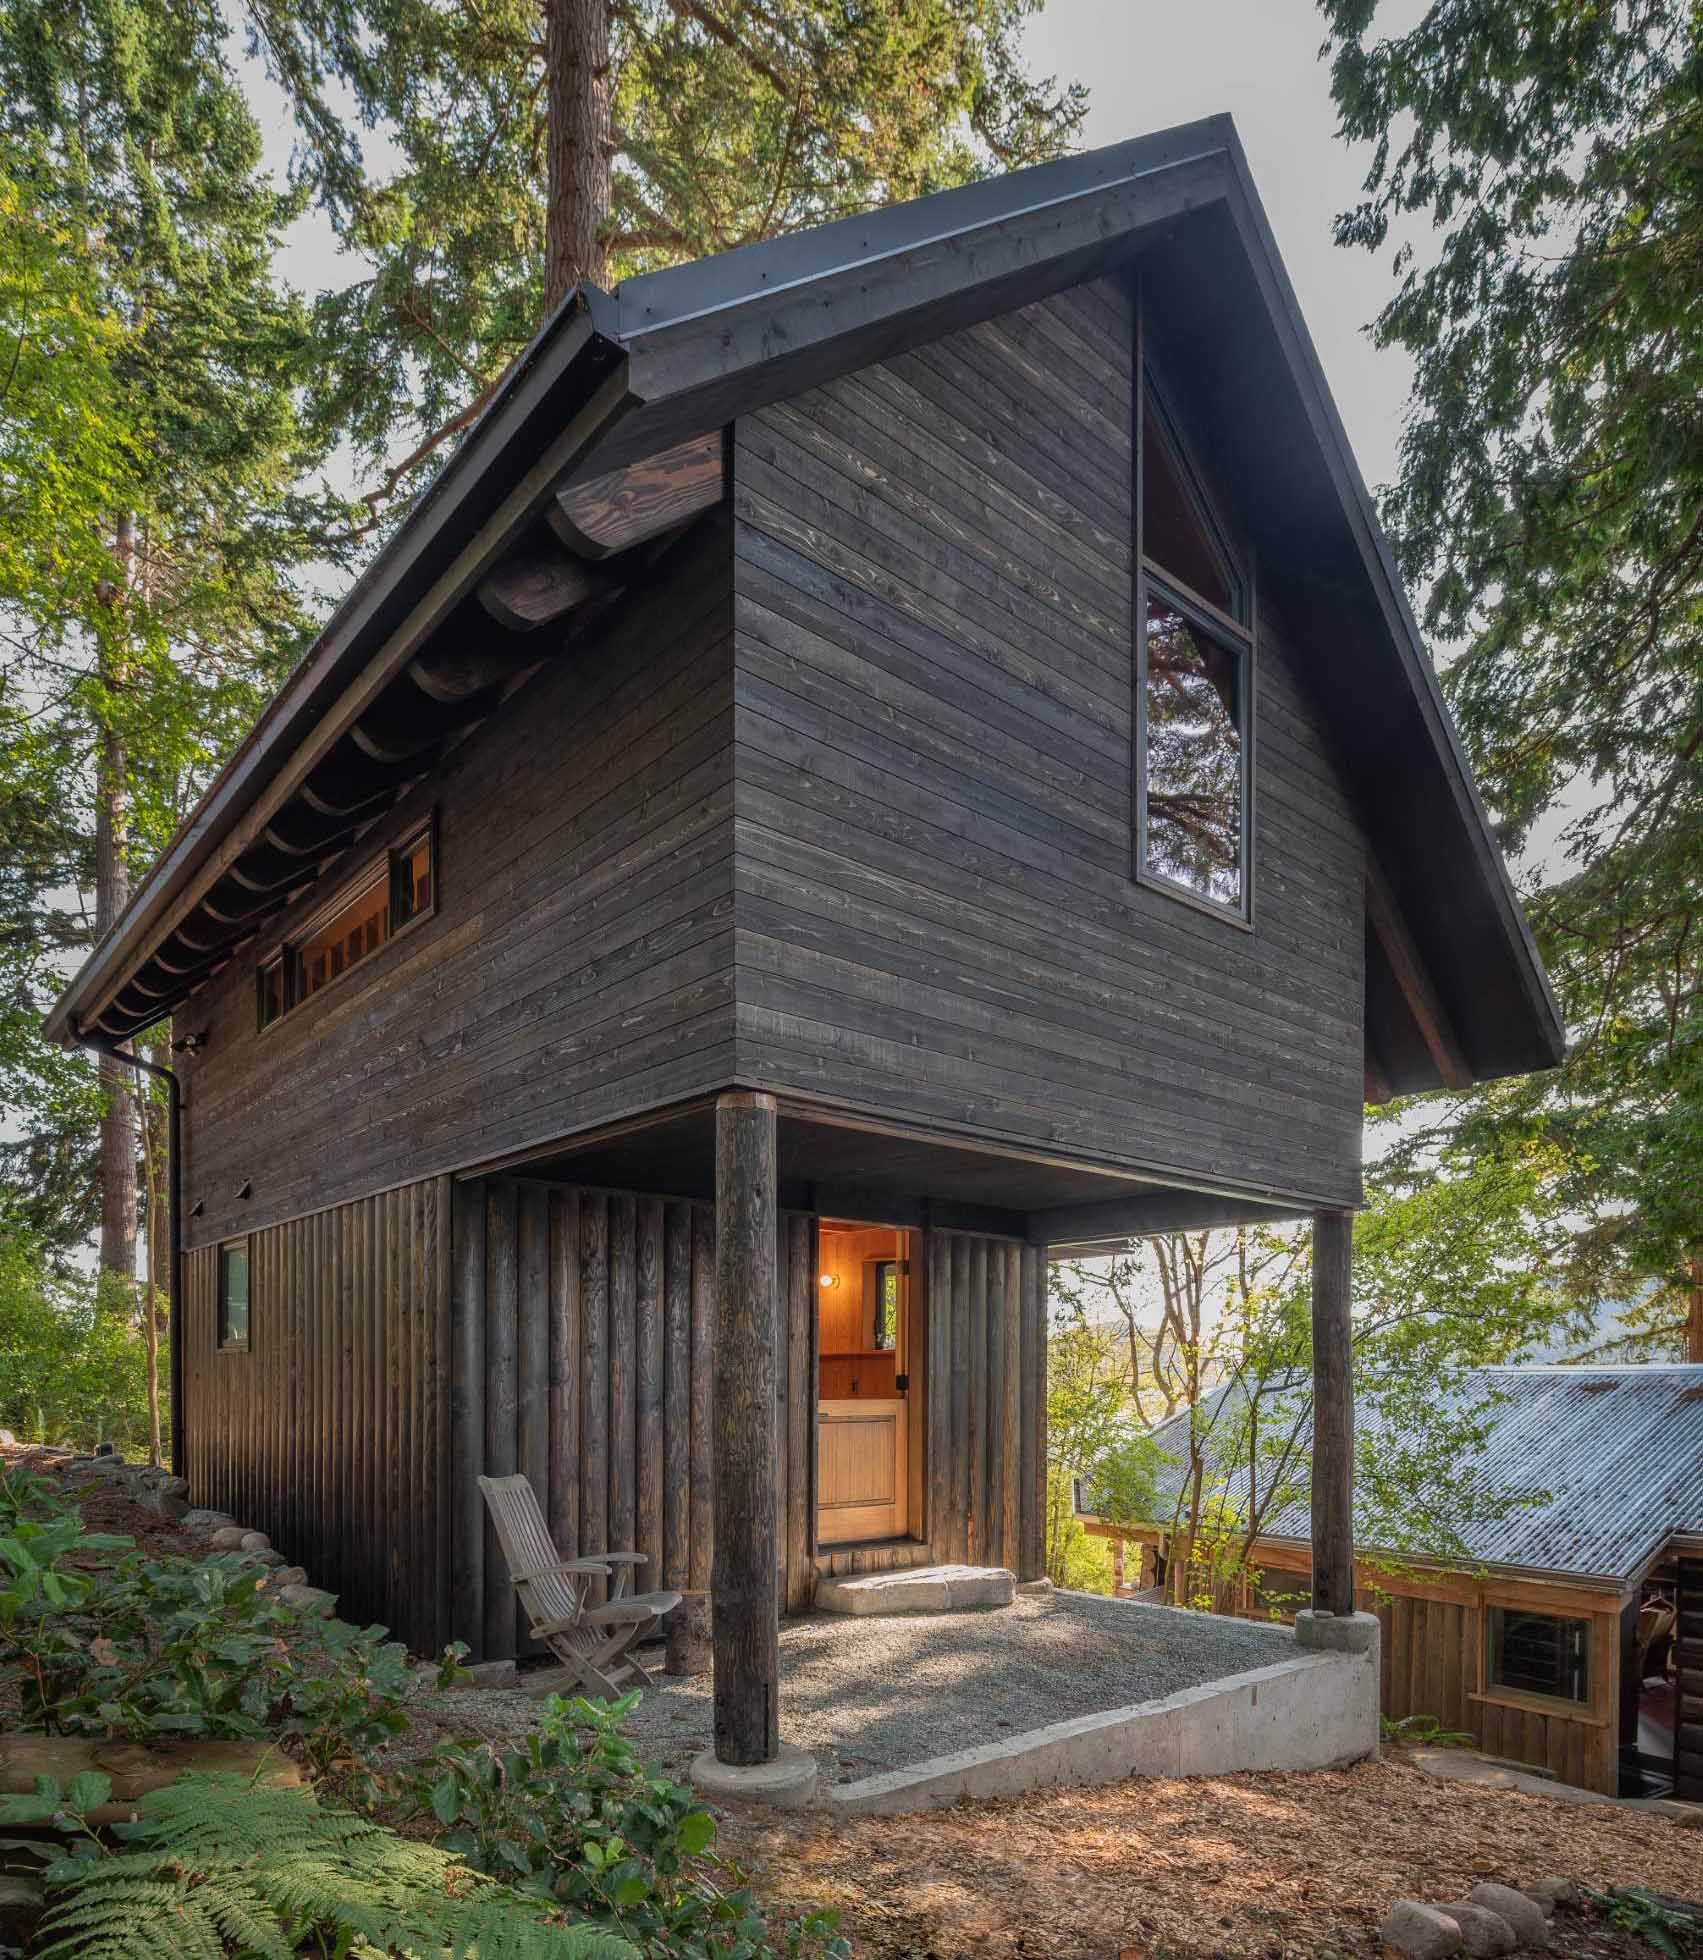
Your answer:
[9,1445,1702,1960]
[715,1755,1703,1960]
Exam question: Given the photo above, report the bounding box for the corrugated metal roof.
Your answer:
[1126,1365,1703,1584]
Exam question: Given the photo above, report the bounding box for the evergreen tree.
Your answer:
[0,0,349,1278]
[245,0,1086,530]
[1319,0,1703,1354]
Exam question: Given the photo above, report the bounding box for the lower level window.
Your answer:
[218,1240,250,1351]
[1488,1607,1589,1704]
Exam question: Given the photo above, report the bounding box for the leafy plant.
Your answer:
[0,1471,417,1794]
[414,1694,848,1960]
[2,1770,639,1960]
[1583,1887,1703,1959]
[1379,1713,1474,1748]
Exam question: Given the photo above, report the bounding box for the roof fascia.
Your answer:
[1209,131,1564,1070]
[46,302,630,1048]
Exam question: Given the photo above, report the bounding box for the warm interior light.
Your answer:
[818,1273,839,1289]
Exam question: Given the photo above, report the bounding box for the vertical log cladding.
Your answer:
[179,1179,453,1658]
[1018,1241,1046,1583]
[688,1204,716,1597]
[712,1092,781,1766]
[579,1194,611,1608]
[517,1185,550,1653]
[636,1197,666,1592]
[1310,1206,1356,1617]
[608,1194,638,1570]
[547,1187,581,1558]
[449,1181,486,1653]
[483,1184,520,1662]
[662,1202,693,1595]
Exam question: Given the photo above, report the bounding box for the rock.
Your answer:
[1523,1880,1575,1916]
[238,1530,271,1554]
[0,1428,15,1447]
[270,1565,308,1588]
[207,1526,249,1552]
[1439,1904,1517,1955]
[1468,1885,1548,1948]
[243,1548,286,1569]
[1379,1902,1464,1959]
[183,1508,234,1531]
[277,1583,336,1618]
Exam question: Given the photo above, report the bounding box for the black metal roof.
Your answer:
[47,114,1563,1085]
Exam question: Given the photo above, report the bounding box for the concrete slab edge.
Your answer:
[825,1642,1380,1816]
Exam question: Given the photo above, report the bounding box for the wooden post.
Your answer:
[712,1091,780,1766]
[1310,1207,1355,1616]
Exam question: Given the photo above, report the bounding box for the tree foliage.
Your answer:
[0,0,349,1268]
[1320,0,1703,1329]
[245,0,1087,526]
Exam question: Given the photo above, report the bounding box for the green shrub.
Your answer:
[2,1770,639,1960]
[0,1469,416,1793]
[413,1694,849,1960]
[0,1234,161,1454]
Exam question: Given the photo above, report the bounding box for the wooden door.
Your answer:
[816,1398,908,1544]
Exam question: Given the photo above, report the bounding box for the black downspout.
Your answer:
[74,1029,186,1482]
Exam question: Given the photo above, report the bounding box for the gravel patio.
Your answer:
[407,1590,1301,1787]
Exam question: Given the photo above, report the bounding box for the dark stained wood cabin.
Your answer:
[48,118,1564,1770]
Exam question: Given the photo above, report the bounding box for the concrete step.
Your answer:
[815,1564,1016,1616]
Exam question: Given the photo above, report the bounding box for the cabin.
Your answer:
[46,117,1564,1785]
[1079,1366,1703,1800]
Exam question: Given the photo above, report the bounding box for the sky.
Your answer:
[238,0,1429,520]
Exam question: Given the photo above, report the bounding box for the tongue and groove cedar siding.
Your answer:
[48,124,1562,1709]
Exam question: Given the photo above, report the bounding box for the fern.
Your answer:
[31,1774,639,1960]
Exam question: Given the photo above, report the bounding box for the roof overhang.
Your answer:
[47,115,1564,1087]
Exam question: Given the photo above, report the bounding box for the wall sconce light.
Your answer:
[818,1273,839,1289]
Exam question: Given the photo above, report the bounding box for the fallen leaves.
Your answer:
[717,1755,1703,1960]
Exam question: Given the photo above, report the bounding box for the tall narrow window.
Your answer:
[1138,377,1252,919]
[218,1240,251,1351]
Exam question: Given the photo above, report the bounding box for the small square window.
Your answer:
[218,1240,250,1351]
[1488,1607,1589,1705]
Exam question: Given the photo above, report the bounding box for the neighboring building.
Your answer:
[45,119,1563,1777]
[1080,1365,1703,1798]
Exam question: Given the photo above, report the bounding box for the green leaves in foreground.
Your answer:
[10,1772,639,1960]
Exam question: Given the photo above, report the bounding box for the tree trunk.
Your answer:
[95,513,137,1293]
[1687,1255,1703,1365]
[543,0,611,308]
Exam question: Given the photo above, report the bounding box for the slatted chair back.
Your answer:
[478,1473,583,1635]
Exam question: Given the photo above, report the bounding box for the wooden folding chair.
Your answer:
[477,1473,682,1696]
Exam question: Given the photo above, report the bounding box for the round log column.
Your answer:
[711,1091,780,1765]
[1310,1207,1355,1616]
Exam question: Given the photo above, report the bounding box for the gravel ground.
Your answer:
[401,1591,1297,1785]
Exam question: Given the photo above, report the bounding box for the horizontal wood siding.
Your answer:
[178,524,736,1250]
[451,1177,723,1661]
[180,1178,452,1655]
[731,276,1366,1203]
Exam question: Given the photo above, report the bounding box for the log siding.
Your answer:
[731,276,1367,1205]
